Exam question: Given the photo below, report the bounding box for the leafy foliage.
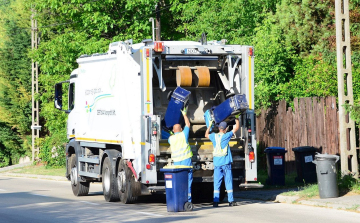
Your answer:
[170,0,279,43]
[0,0,31,165]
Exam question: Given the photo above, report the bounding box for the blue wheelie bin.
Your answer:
[160,165,193,212]
[264,147,287,186]
[161,87,191,140]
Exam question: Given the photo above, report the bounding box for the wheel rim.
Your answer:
[104,167,110,192]
[117,170,126,192]
[71,166,78,186]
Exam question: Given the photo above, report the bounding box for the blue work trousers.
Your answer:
[213,164,233,202]
[174,157,193,202]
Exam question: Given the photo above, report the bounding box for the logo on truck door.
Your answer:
[97,110,116,116]
[85,94,114,113]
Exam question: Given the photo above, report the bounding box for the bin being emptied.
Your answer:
[264,147,287,186]
[161,87,191,139]
[312,154,340,199]
[160,165,193,212]
[292,146,317,183]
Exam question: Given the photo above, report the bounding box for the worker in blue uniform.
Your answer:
[205,115,240,207]
[168,107,193,203]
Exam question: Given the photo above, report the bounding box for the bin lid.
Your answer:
[160,165,193,172]
[315,153,339,161]
[292,146,317,152]
[264,147,287,153]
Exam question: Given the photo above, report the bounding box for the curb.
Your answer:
[274,194,360,212]
[0,172,67,181]
[296,199,360,212]
[275,195,299,204]
[0,162,32,173]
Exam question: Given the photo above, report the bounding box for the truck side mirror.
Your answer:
[54,83,63,110]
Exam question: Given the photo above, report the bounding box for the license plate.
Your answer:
[184,48,201,54]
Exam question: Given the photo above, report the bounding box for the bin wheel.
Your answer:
[184,202,194,211]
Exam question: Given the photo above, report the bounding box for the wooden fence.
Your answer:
[256,97,340,173]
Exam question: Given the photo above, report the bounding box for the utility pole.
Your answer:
[31,11,40,162]
[155,2,161,41]
[335,0,359,178]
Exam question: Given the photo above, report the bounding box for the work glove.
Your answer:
[181,107,187,116]
[209,120,214,127]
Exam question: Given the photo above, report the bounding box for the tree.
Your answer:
[0,0,32,164]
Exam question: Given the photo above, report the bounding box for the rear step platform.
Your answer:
[239,183,264,189]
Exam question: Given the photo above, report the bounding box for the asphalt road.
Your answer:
[0,176,359,223]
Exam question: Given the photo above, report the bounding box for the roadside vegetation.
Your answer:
[281,173,360,199]
[0,0,359,169]
[5,164,65,176]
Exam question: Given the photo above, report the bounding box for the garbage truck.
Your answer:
[54,38,258,203]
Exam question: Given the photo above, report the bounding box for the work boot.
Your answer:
[213,202,219,207]
[229,202,238,206]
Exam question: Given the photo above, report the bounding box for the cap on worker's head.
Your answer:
[218,122,227,130]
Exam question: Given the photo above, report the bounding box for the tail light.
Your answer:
[249,151,255,163]
[146,48,150,57]
[149,154,155,165]
[248,47,254,57]
[154,42,164,52]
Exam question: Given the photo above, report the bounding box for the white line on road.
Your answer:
[137,211,164,217]
[78,201,100,206]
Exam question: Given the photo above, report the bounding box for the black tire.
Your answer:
[70,154,90,196]
[184,202,194,211]
[102,157,120,202]
[117,160,138,204]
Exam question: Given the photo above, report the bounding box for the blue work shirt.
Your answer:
[168,126,190,144]
[209,131,233,167]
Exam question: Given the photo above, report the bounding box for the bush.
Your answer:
[338,174,360,194]
[38,131,67,168]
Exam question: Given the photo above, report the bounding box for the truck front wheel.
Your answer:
[70,154,90,196]
[102,157,120,202]
[117,160,138,204]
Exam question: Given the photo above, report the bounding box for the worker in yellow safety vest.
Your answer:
[168,107,193,202]
[205,115,240,207]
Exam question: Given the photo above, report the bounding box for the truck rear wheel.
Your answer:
[102,157,120,202]
[117,160,138,204]
[70,154,90,196]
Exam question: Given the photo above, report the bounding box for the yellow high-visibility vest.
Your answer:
[213,133,228,157]
[169,132,193,162]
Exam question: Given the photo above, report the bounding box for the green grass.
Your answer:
[6,165,66,176]
[257,169,320,198]
[282,184,319,199]
[257,169,304,189]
